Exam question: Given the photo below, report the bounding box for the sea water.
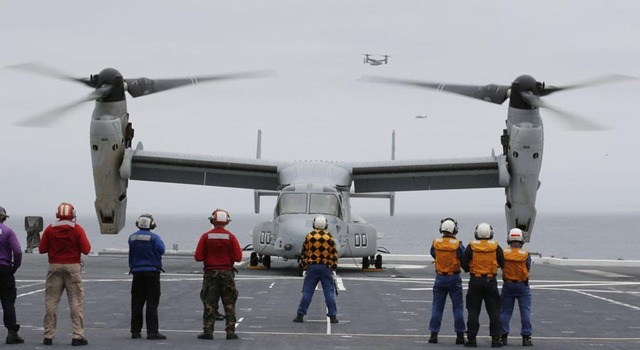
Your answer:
[10,211,640,260]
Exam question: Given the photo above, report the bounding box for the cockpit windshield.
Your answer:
[276,193,307,215]
[276,192,342,218]
[309,193,341,218]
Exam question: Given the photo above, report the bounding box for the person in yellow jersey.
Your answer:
[428,218,466,345]
[499,228,532,346]
[461,223,504,348]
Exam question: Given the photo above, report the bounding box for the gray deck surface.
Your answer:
[8,252,640,349]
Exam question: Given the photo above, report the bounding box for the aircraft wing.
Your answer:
[349,155,509,192]
[126,149,282,190]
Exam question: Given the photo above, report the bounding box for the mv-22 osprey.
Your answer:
[13,64,628,273]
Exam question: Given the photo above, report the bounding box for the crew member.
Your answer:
[0,206,24,344]
[461,222,504,348]
[128,214,166,340]
[195,209,242,340]
[500,228,533,346]
[428,218,466,344]
[39,202,91,346]
[293,215,339,324]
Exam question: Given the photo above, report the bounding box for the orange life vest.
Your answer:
[433,237,461,274]
[469,240,499,276]
[502,248,529,281]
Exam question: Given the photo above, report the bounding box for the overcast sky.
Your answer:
[1,0,639,220]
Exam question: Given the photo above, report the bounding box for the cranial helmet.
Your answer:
[439,217,458,235]
[507,228,524,243]
[474,222,493,240]
[209,209,231,226]
[313,215,328,230]
[56,202,76,220]
[0,206,8,222]
[135,213,156,230]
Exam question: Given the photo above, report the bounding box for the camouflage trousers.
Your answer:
[200,270,238,335]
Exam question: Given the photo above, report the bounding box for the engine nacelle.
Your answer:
[504,122,543,242]
[90,116,128,234]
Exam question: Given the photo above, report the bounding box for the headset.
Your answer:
[135,213,156,230]
[209,209,231,225]
[439,217,458,235]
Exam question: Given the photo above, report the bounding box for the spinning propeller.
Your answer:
[362,74,635,130]
[9,63,275,127]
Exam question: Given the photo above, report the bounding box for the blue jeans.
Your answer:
[429,274,466,333]
[296,264,337,317]
[500,282,532,336]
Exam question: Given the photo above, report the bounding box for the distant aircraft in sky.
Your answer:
[415,115,428,119]
[362,54,388,66]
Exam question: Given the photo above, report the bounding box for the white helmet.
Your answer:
[439,218,458,235]
[474,222,493,239]
[313,215,328,230]
[135,213,156,230]
[507,228,524,243]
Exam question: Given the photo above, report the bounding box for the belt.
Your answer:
[437,271,460,276]
[504,279,525,283]
[472,273,495,278]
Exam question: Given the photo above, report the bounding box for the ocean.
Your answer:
[10,211,640,260]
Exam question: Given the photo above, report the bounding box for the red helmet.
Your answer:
[56,202,76,220]
[209,209,231,226]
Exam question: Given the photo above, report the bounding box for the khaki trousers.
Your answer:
[44,263,85,339]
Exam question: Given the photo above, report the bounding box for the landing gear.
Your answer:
[361,254,383,270]
[249,252,271,269]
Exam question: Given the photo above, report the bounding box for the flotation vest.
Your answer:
[469,240,498,276]
[502,248,529,281]
[433,237,461,274]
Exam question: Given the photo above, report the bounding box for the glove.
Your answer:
[332,271,337,277]
[302,271,307,277]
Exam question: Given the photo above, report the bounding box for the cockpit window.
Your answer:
[309,193,341,218]
[276,193,308,215]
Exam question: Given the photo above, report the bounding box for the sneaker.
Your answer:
[43,338,53,346]
[226,333,239,340]
[131,332,141,339]
[464,338,477,347]
[456,332,466,345]
[522,336,533,346]
[71,338,88,346]
[428,332,438,344]
[329,316,339,324]
[147,333,167,340]
[197,333,213,340]
[293,315,304,323]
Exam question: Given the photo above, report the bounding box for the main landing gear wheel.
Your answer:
[374,254,383,269]
[362,257,370,269]
[263,255,271,269]
[249,252,259,267]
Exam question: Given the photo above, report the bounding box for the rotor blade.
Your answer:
[126,70,277,98]
[6,62,93,87]
[520,92,608,131]
[14,86,112,127]
[542,74,637,96]
[361,76,510,105]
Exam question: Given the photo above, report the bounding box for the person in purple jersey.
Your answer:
[0,206,24,344]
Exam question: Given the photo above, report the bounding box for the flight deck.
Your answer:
[11,252,640,349]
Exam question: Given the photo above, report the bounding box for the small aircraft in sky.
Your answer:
[415,115,428,119]
[11,63,631,273]
[362,54,389,66]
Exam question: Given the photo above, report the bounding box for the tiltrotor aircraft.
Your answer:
[11,63,629,273]
[362,54,389,66]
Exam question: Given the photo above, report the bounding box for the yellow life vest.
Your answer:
[469,240,499,276]
[433,237,461,274]
[502,248,529,281]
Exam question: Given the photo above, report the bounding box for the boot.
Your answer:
[500,334,508,345]
[6,325,24,344]
[491,336,503,348]
[428,331,438,344]
[464,337,477,347]
[293,314,304,323]
[456,332,466,345]
[197,332,213,340]
[522,335,533,346]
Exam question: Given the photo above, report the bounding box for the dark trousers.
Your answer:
[466,276,502,338]
[131,271,161,334]
[0,265,18,331]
